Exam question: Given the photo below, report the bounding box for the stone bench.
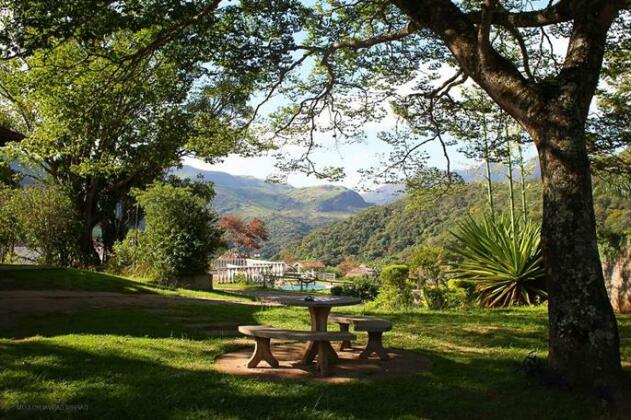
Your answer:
[329,314,392,361]
[238,325,356,376]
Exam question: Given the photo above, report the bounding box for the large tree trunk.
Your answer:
[78,226,99,266]
[75,178,101,266]
[534,122,621,389]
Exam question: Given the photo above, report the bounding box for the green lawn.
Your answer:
[1,267,629,419]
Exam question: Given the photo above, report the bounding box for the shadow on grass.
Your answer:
[0,338,614,420]
[0,304,262,340]
[0,268,158,293]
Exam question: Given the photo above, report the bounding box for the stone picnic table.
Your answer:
[276,295,361,366]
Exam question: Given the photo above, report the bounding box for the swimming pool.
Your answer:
[278,283,330,292]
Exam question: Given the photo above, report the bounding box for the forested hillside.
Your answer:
[291,180,630,265]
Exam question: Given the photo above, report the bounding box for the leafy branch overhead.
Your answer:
[243,0,630,187]
[3,2,629,185]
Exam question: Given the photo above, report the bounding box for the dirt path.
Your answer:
[0,290,251,325]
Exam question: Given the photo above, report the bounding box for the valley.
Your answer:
[175,166,378,257]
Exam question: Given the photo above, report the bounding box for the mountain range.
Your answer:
[10,157,542,258]
[292,182,539,265]
[174,165,375,257]
[288,173,630,266]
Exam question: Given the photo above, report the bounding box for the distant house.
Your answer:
[345,264,378,278]
[213,251,287,283]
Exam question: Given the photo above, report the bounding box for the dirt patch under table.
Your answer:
[214,341,432,383]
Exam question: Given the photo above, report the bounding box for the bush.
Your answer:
[381,264,410,289]
[234,272,258,288]
[370,264,413,310]
[330,276,380,301]
[0,186,18,262]
[449,214,546,307]
[11,185,80,266]
[330,285,343,295]
[447,279,476,299]
[422,286,468,310]
[409,245,449,287]
[127,182,222,283]
[108,229,151,277]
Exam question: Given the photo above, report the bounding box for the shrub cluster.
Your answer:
[111,182,221,284]
[330,276,380,301]
[0,186,17,262]
[409,244,449,288]
[109,229,151,277]
[421,284,468,310]
[369,264,413,310]
[1,185,79,265]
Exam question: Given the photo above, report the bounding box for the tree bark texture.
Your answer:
[535,121,621,387]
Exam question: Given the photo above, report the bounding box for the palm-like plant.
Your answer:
[449,214,546,308]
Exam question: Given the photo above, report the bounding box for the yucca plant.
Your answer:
[448,214,546,308]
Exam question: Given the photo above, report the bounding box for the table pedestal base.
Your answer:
[298,306,340,376]
[301,340,339,365]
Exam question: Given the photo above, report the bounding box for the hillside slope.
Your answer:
[293,183,500,265]
[292,179,631,266]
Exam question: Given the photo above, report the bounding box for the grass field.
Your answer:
[1,266,630,419]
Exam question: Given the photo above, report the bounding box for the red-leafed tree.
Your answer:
[218,215,269,252]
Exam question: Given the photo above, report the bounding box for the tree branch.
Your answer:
[477,0,495,69]
[504,24,533,80]
[331,21,419,50]
[557,0,624,120]
[393,0,538,128]
[467,0,574,28]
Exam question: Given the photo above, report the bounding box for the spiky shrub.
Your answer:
[449,214,546,308]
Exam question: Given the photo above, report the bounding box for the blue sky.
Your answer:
[184,1,543,189]
[185,93,538,189]
[184,129,473,189]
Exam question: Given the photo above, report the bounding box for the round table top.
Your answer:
[277,295,361,308]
